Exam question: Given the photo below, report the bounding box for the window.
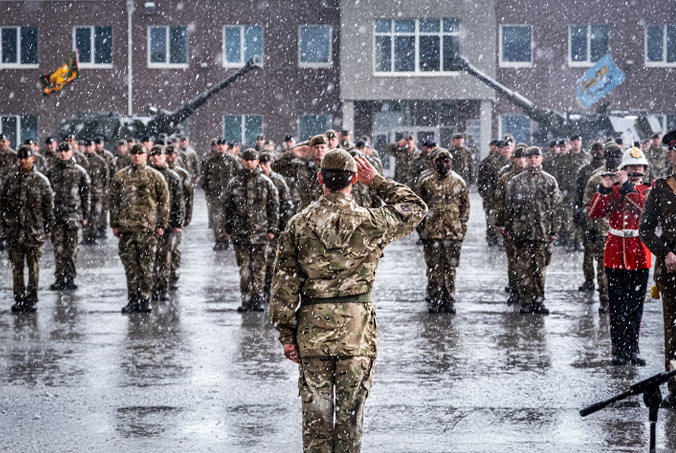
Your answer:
[148,26,187,67]
[223,25,263,66]
[500,115,531,145]
[299,25,332,67]
[298,115,331,140]
[646,25,676,66]
[0,115,38,148]
[224,114,263,146]
[374,18,460,74]
[500,25,532,67]
[569,24,608,66]
[74,26,112,67]
[0,26,38,67]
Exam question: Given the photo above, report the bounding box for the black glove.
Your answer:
[586,229,598,243]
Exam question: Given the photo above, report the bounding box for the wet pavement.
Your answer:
[1,189,675,452]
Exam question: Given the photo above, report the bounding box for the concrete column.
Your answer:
[479,99,493,159]
[341,100,355,135]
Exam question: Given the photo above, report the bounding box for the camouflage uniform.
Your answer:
[200,151,239,248]
[477,153,509,246]
[0,165,54,307]
[270,171,426,452]
[224,167,279,311]
[272,149,302,207]
[416,170,469,312]
[178,145,200,182]
[449,145,475,185]
[296,159,323,210]
[575,155,606,289]
[110,163,170,309]
[0,147,17,247]
[494,165,526,303]
[583,169,611,305]
[504,166,562,312]
[167,160,194,287]
[150,163,185,298]
[264,170,294,303]
[46,159,90,287]
[411,150,439,189]
[645,144,669,180]
[114,153,132,172]
[96,149,114,239]
[41,149,60,171]
[81,152,109,243]
[557,151,589,247]
[388,143,421,187]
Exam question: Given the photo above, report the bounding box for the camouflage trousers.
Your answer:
[118,231,158,301]
[582,236,608,302]
[655,266,676,392]
[8,242,44,303]
[98,194,109,237]
[154,230,176,293]
[52,222,81,282]
[299,356,375,453]
[513,240,552,306]
[233,240,268,308]
[264,236,280,302]
[169,230,182,284]
[84,194,104,241]
[422,239,462,308]
[559,202,581,247]
[504,237,519,295]
[206,194,228,246]
[482,201,500,246]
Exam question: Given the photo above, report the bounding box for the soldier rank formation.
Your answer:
[4,128,676,449]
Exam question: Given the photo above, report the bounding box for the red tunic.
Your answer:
[588,182,652,270]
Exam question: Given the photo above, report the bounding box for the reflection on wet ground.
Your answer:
[1,190,675,452]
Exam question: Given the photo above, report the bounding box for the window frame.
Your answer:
[72,25,113,69]
[498,114,532,145]
[372,18,461,77]
[0,26,39,69]
[499,24,533,68]
[297,114,332,141]
[298,25,333,69]
[147,25,189,69]
[222,24,264,68]
[568,24,609,68]
[645,24,676,68]
[223,114,264,146]
[0,114,38,148]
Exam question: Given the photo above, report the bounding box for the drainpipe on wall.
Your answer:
[126,0,134,116]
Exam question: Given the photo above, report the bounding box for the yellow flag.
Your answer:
[40,51,80,96]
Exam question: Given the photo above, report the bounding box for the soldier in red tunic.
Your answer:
[589,146,651,366]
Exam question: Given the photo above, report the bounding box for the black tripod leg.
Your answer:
[644,388,662,453]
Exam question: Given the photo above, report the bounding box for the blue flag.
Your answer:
[576,53,626,108]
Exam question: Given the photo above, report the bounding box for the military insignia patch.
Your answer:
[401,205,411,212]
[630,147,643,159]
[394,204,413,219]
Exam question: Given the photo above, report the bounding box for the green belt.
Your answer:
[301,292,372,306]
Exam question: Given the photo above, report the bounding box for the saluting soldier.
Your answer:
[270,150,426,452]
[81,139,109,244]
[1,145,54,312]
[224,148,279,312]
[416,149,469,314]
[504,146,562,315]
[110,143,170,314]
[46,143,90,291]
[639,130,676,407]
[166,145,194,290]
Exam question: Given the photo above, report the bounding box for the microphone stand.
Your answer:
[580,369,676,453]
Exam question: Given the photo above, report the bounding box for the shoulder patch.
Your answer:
[393,203,413,219]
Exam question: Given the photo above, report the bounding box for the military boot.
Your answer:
[531,303,550,315]
[251,297,265,312]
[11,301,37,313]
[121,299,140,314]
[50,280,66,291]
[138,298,152,313]
[578,280,595,292]
[598,298,609,314]
[507,292,519,305]
[168,277,179,291]
[64,278,78,291]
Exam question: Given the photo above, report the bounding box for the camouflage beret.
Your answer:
[129,144,146,154]
[309,134,329,147]
[324,129,338,139]
[17,145,34,159]
[321,149,357,172]
[240,148,259,161]
[149,145,165,155]
[433,149,452,161]
[258,151,272,163]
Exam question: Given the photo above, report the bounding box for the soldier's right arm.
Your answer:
[41,178,54,234]
[639,183,671,258]
[222,180,235,236]
[80,169,91,222]
[109,173,122,228]
[155,173,170,230]
[199,156,210,191]
[368,175,428,244]
[493,176,507,228]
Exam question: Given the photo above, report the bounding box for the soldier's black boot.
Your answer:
[251,297,265,312]
[531,302,550,315]
[138,298,152,313]
[50,280,66,291]
[11,300,37,313]
[64,278,78,291]
[169,277,179,291]
[121,297,140,314]
[519,302,534,314]
[598,298,609,314]
[507,292,519,305]
[578,280,595,292]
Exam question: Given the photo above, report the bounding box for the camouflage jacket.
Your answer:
[168,161,194,226]
[178,146,200,182]
[41,149,60,172]
[450,145,475,185]
[542,153,560,181]
[645,145,670,181]
[640,175,676,281]
[0,148,17,184]
[388,143,421,187]
[0,167,54,246]
[267,170,295,231]
[296,158,323,210]
[81,152,109,197]
[110,163,170,233]
[364,151,384,176]
[32,153,46,174]
[416,171,469,240]
[412,150,439,188]
[270,175,427,357]
[46,159,91,226]
[224,168,279,243]
[583,168,610,236]
[557,152,589,204]
[494,166,524,228]
[114,153,132,172]
[199,151,239,199]
[477,153,509,202]
[151,164,185,229]
[96,149,115,179]
[272,150,302,207]
[505,166,562,241]
[576,156,605,209]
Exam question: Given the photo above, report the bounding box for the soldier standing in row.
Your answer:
[639,130,676,408]
[46,143,90,291]
[94,136,114,239]
[504,146,561,314]
[110,144,170,314]
[296,135,328,210]
[178,136,200,184]
[259,151,294,304]
[166,145,194,290]
[81,139,109,244]
[24,139,45,173]
[388,135,420,187]
[477,139,511,246]
[114,139,131,171]
[1,146,54,312]
[495,145,528,305]
[272,138,306,209]
[42,136,60,171]
[449,133,474,186]
[645,132,669,180]
[558,135,589,250]
[0,133,17,251]
[149,146,185,301]
[224,149,279,312]
[412,138,440,188]
[270,150,426,452]
[416,149,469,314]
